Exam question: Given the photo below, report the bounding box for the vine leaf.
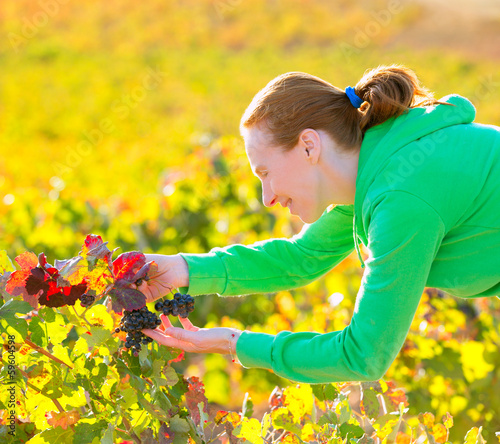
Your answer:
[132,261,158,284]
[108,287,146,313]
[81,234,116,267]
[5,251,39,308]
[158,423,175,444]
[360,385,380,419]
[46,410,80,430]
[185,376,209,426]
[0,250,15,273]
[24,263,87,308]
[112,251,146,285]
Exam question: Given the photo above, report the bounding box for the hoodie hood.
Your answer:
[353,94,476,267]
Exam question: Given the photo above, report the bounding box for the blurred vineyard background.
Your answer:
[1,0,500,441]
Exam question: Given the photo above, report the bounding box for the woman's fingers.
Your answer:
[178,316,199,332]
[160,314,173,330]
[142,328,190,350]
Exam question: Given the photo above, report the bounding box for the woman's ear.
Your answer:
[299,129,321,164]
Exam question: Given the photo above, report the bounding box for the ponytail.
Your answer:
[240,64,446,152]
[354,64,446,132]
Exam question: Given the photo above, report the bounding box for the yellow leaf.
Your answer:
[432,423,448,443]
[442,412,453,429]
[460,342,494,382]
[464,427,486,444]
[234,417,264,444]
[418,412,435,428]
[0,250,15,273]
[283,384,313,423]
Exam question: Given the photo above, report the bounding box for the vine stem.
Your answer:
[24,338,73,369]
[121,414,142,444]
[72,305,92,329]
[0,357,76,431]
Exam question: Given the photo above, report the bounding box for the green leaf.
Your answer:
[242,392,254,418]
[318,410,338,426]
[36,426,75,443]
[161,365,179,387]
[0,299,32,337]
[0,299,33,318]
[39,306,56,322]
[85,326,112,348]
[339,423,364,439]
[73,420,109,444]
[45,312,70,344]
[338,398,351,425]
[0,251,15,273]
[28,315,47,347]
[312,383,339,402]
[271,407,302,435]
[138,393,170,422]
[100,424,114,444]
[360,387,380,419]
[169,414,190,433]
[118,388,138,410]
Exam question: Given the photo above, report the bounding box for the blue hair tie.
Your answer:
[345,86,363,108]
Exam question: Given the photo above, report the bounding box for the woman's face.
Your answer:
[242,125,359,224]
[243,126,325,224]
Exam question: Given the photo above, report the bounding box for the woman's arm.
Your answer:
[179,204,355,296]
[235,191,446,383]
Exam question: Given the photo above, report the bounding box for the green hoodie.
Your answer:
[179,95,500,383]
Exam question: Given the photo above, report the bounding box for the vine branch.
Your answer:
[24,338,73,369]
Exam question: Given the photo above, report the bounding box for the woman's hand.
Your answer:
[132,254,190,303]
[142,315,242,356]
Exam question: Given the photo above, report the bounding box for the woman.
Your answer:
[141,65,500,384]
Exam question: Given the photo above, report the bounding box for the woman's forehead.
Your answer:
[243,126,270,149]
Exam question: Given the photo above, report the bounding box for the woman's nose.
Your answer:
[262,185,278,207]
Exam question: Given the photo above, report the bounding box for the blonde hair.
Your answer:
[240,64,444,151]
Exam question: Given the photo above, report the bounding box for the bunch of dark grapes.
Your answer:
[80,293,95,307]
[155,293,195,318]
[115,306,161,356]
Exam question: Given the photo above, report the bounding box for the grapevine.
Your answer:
[0,237,495,443]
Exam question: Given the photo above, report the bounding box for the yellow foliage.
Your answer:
[283,384,314,423]
[460,341,495,382]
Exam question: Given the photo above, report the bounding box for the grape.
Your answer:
[80,293,95,307]
[118,306,160,353]
[156,293,195,319]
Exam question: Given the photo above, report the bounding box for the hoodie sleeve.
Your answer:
[236,191,446,383]
[178,205,354,297]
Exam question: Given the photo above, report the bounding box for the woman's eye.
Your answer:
[260,172,268,178]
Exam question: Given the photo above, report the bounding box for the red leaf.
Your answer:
[113,251,146,283]
[15,252,38,271]
[25,268,49,296]
[38,282,86,308]
[38,252,49,269]
[185,376,208,426]
[82,234,104,256]
[167,351,185,365]
[108,287,146,313]
[5,269,32,296]
[131,261,158,283]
